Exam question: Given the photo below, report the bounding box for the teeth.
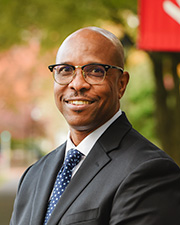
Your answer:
[68,101,91,105]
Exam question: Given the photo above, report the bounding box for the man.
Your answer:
[10,27,180,225]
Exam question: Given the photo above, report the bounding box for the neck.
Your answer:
[69,128,92,146]
[69,110,121,146]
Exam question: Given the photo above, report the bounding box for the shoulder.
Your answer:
[101,112,179,176]
[17,144,66,190]
[30,144,64,170]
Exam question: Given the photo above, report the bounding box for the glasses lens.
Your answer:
[53,65,74,84]
[83,64,105,84]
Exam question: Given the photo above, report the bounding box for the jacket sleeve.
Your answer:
[109,158,180,225]
[9,165,33,225]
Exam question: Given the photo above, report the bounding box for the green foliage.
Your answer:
[122,50,159,145]
[0,0,137,50]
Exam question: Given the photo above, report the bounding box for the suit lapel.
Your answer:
[47,113,132,225]
[99,112,132,153]
[30,143,66,225]
[47,142,111,225]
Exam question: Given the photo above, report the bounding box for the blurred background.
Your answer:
[0,0,180,224]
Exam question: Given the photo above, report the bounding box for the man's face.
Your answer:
[54,29,128,134]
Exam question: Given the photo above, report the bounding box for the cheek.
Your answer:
[106,79,120,99]
[99,80,120,107]
[54,84,64,108]
[54,85,59,103]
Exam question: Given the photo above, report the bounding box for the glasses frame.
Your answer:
[48,63,124,85]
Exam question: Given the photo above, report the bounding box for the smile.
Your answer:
[68,100,92,105]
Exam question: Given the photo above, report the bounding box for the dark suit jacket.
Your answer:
[10,113,180,225]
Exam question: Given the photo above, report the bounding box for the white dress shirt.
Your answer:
[65,109,122,176]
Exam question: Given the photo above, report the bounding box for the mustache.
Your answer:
[68,91,89,98]
[63,90,99,102]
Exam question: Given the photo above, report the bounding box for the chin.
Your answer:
[68,119,95,132]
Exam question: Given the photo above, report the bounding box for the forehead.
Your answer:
[56,29,122,66]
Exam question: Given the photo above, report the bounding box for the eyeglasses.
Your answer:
[48,63,124,85]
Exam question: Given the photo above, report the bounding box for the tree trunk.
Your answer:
[149,52,180,165]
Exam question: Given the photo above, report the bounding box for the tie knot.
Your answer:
[64,149,82,170]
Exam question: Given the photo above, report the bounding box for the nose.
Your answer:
[68,68,91,91]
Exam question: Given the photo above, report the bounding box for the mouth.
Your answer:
[67,100,92,105]
[64,98,95,111]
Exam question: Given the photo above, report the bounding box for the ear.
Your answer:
[118,71,129,99]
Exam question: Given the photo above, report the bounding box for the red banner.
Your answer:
[138,0,180,52]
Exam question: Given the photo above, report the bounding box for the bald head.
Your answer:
[56,26,124,68]
[81,26,124,60]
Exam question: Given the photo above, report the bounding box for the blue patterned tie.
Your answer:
[44,149,83,225]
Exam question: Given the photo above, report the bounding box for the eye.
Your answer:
[92,67,104,73]
[84,65,105,77]
[55,65,73,75]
